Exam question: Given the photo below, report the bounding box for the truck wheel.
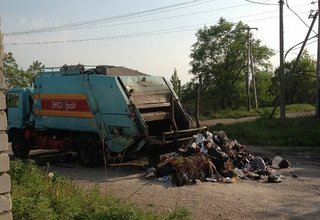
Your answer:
[12,135,30,158]
[76,137,101,167]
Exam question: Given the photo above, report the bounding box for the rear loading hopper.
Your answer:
[118,75,206,154]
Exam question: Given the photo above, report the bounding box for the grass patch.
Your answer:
[285,103,315,112]
[167,208,191,220]
[211,116,320,148]
[9,160,190,220]
[204,108,258,119]
[201,104,315,119]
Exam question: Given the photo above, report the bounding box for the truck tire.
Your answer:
[76,137,101,167]
[12,135,30,158]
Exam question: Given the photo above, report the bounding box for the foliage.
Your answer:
[167,208,191,220]
[272,50,316,105]
[255,69,274,108]
[189,17,274,110]
[170,68,180,96]
[9,160,189,220]
[3,52,44,88]
[285,51,316,104]
[180,80,197,104]
[3,52,30,88]
[26,60,45,86]
[212,116,320,147]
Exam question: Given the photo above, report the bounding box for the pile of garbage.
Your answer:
[145,130,290,187]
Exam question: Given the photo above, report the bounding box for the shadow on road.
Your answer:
[8,147,148,184]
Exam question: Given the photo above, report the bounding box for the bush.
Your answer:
[9,160,188,220]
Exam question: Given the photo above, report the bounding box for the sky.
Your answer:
[0,0,318,84]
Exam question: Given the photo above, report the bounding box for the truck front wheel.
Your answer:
[76,137,101,167]
[12,135,30,158]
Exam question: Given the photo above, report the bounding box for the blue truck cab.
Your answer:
[6,65,206,166]
[6,88,33,128]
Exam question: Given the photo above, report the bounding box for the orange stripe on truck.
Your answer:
[33,93,87,100]
[35,109,93,118]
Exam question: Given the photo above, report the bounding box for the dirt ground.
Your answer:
[39,145,320,220]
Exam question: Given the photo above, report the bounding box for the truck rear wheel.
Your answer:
[76,137,101,167]
[12,135,30,158]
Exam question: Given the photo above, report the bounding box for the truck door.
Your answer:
[6,91,24,128]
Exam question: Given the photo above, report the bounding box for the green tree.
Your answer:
[3,52,29,88]
[170,68,180,95]
[181,81,196,102]
[180,80,197,115]
[255,70,274,107]
[272,50,316,105]
[3,52,44,88]
[27,61,45,86]
[189,17,274,110]
[286,51,316,104]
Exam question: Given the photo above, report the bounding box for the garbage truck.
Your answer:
[6,64,206,166]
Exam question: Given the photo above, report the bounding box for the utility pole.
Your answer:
[250,49,258,109]
[279,0,285,119]
[195,74,202,128]
[178,80,181,100]
[294,12,318,68]
[246,27,257,111]
[316,0,320,118]
[246,28,251,111]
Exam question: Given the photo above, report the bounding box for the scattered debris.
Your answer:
[146,167,156,179]
[291,173,299,178]
[145,130,291,187]
[272,156,283,169]
[279,159,290,169]
[268,175,282,183]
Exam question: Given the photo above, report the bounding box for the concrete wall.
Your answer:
[0,88,12,218]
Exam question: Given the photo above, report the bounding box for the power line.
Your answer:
[284,34,317,60]
[5,2,249,36]
[305,38,318,47]
[286,0,317,35]
[257,11,315,57]
[244,0,278,6]
[28,2,261,34]
[5,0,306,37]
[257,30,272,48]
[4,10,311,46]
[5,0,214,36]
[5,25,203,46]
[245,10,309,23]
[290,38,318,51]
[5,2,308,37]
